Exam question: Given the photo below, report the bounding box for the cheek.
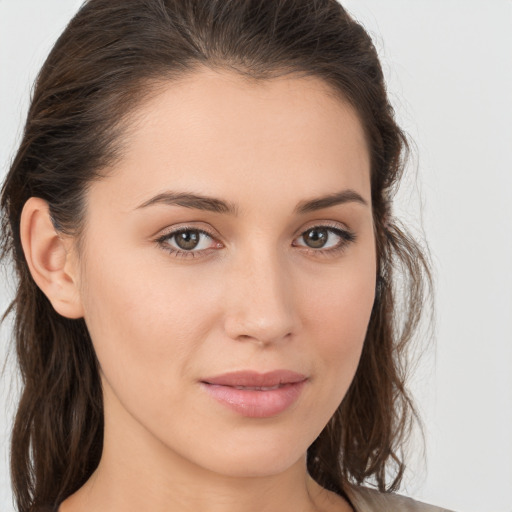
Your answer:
[301,250,376,393]
[306,257,376,345]
[78,249,220,400]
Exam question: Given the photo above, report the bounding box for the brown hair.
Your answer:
[0,1,432,510]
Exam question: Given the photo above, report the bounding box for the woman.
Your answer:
[0,0,451,511]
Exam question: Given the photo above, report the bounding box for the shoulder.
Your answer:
[344,485,456,512]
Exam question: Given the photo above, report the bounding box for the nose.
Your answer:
[222,250,299,346]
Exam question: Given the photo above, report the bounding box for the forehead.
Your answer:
[98,67,371,211]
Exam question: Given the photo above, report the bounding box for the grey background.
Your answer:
[1,1,511,511]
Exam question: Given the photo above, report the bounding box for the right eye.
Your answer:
[156,227,223,258]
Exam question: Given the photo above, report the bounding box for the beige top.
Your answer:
[344,485,455,512]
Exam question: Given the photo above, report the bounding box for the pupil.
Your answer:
[305,228,328,248]
[175,230,200,250]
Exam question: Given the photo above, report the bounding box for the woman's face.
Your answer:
[74,68,376,478]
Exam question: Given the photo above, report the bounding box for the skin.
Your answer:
[21,68,376,512]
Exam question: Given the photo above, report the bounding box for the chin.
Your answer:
[204,452,304,479]
[178,426,313,479]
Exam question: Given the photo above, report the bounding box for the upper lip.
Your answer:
[201,370,307,387]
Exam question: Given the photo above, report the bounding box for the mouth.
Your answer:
[201,369,307,387]
[200,370,308,418]
[230,384,284,391]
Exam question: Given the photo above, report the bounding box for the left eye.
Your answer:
[294,226,353,250]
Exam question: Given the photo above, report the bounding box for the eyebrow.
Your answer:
[136,191,239,215]
[135,189,368,215]
[294,189,368,214]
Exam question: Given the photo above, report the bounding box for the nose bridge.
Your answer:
[223,245,297,345]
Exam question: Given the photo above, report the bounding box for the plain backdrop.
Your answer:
[1,1,511,511]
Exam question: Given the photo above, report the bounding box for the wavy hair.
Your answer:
[0,1,432,510]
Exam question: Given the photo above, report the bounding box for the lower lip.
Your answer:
[201,380,306,418]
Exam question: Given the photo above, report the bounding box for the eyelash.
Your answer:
[155,224,356,260]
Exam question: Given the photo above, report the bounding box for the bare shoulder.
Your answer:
[344,485,456,512]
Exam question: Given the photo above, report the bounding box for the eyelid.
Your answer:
[155,221,220,239]
[295,220,352,237]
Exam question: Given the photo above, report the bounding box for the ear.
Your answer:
[20,197,84,319]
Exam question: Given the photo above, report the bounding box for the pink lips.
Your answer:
[200,370,307,418]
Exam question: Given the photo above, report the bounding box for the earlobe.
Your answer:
[20,197,84,319]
